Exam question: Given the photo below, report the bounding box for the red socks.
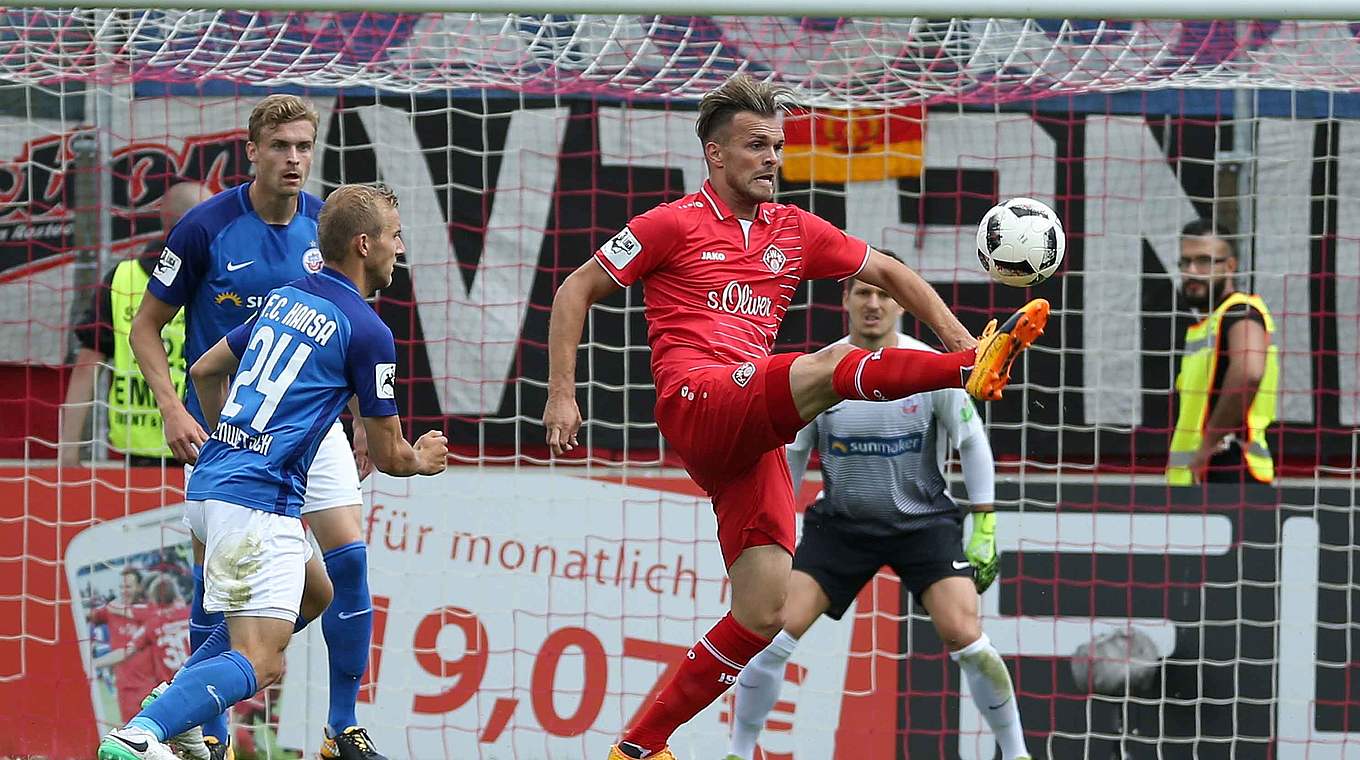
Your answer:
[622,613,770,753]
[831,347,972,402]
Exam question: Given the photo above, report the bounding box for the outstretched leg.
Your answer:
[788,299,1051,421]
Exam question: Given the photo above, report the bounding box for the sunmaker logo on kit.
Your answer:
[826,433,923,457]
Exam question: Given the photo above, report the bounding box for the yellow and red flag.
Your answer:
[781,106,925,184]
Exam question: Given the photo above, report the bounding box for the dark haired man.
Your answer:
[545,74,1050,759]
[1166,219,1278,485]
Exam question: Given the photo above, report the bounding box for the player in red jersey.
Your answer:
[89,568,158,721]
[132,576,192,687]
[544,75,1049,760]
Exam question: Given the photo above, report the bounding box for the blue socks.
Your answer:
[132,650,257,743]
[183,620,229,672]
[321,541,372,733]
[187,610,313,675]
[190,564,230,745]
[189,564,225,653]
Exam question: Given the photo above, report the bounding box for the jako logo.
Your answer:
[700,250,726,261]
[707,282,772,317]
[826,433,923,457]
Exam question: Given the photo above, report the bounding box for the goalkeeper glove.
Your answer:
[965,511,998,594]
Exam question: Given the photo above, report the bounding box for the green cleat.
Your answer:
[137,682,210,760]
[97,728,180,760]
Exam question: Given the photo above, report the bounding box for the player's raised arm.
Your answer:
[359,416,447,476]
[544,259,622,456]
[131,291,205,463]
[855,248,976,353]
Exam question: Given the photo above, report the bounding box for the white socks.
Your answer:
[729,630,1027,760]
[951,633,1030,760]
[727,630,799,760]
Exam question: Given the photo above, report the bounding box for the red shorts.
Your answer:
[653,354,807,567]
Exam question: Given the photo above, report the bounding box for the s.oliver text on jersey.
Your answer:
[706,281,772,317]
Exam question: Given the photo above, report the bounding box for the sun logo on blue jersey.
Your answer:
[830,440,850,455]
[214,291,243,307]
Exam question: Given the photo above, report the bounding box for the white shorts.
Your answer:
[300,421,363,515]
[185,499,312,621]
[185,421,361,516]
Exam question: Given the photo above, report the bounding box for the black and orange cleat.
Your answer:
[607,742,677,760]
[321,727,387,760]
[965,298,1050,401]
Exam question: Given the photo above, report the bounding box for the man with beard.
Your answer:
[1166,219,1279,485]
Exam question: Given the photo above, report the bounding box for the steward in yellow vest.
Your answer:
[108,257,187,457]
[61,182,210,466]
[1166,220,1278,485]
[63,250,187,462]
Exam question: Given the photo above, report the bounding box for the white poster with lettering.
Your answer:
[276,471,856,760]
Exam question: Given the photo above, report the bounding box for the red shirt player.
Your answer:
[544,74,1050,760]
[88,568,157,721]
[132,578,192,686]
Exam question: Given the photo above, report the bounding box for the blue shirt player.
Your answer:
[99,184,449,760]
[136,124,324,449]
[131,96,389,760]
[147,182,323,428]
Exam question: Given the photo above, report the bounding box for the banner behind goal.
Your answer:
[0,11,1359,760]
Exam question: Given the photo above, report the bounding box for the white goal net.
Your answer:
[1,10,1358,760]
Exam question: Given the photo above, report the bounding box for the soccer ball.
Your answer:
[976,197,1066,287]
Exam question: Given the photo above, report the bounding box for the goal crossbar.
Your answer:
[9,2,1360,20]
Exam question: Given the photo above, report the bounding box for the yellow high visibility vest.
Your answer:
[1166,292,1278,485]
[108,259,185,458]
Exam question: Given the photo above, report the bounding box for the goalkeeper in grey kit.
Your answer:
[726,256,1031,760]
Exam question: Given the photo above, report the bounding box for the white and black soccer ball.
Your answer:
[976,197,1066,287]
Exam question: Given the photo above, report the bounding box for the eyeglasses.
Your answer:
[1177,255,1233,271]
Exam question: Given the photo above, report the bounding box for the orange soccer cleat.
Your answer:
[606,744,677,760]
[965,298,1050,401]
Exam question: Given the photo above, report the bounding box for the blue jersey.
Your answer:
[186,268,399,517]
[147,182,324,426]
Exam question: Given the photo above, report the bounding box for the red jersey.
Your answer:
[593,180,869,390]
[90,601,154,657]
[134,602,191,684]
[90,601,158,695]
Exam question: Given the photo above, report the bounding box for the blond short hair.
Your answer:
[695,74,791,144]
[248,94,319,144]
[318,183,399,263]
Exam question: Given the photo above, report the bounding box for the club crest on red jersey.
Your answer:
[732,362,757,388]
[762,244,786,273]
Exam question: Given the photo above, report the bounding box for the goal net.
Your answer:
[1,11,1358,760]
